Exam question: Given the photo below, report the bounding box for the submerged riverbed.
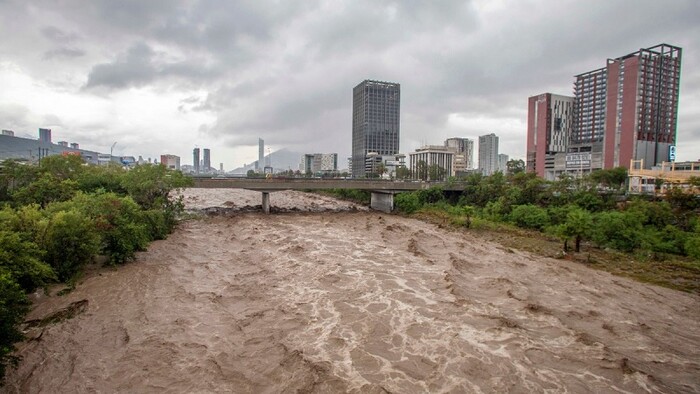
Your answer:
[5,189,699,392]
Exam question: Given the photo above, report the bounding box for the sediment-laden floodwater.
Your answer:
[4,189,699,393]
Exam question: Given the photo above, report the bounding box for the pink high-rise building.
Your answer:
[527,44,682,179]
[526,93,574,179]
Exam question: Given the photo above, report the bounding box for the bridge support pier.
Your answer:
[262,192,270,214]
[370,191,394,213]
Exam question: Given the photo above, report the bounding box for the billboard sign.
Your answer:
[669,145,676,162]
[565,153,591,169]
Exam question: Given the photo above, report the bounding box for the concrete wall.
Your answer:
[370,192,394,213]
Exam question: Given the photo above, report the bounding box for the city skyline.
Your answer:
[0,2,698,171]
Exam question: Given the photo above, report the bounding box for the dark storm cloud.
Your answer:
[84,43,158,89]
[43,48,86,59]
[84,42,221,90]
[41,26,80,43]
[2,0,700,163]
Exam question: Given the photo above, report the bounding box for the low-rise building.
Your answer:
[409,146,454,181]
[300,153,338,175]
[160,154,181,170]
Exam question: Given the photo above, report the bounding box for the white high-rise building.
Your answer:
[478,133,499,176]
[498,154,509,173]
[409,145,454,181]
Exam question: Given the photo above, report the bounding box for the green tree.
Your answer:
[415,160,428,181]
[395,166,410,180]
[38,154,86,180]
[11,173,79,207]
[120,164,191,210]
[591,211,643,252]
[52,192,150,264]
[394,192,421,214]
[76,164,126,194]
[547,207,593,252]
[589,167,627,191]
[416,186,444,205]
[509,204,550,230]
[0,159,39,202]
[427,164,446,181]
[376,163,387,178]
[506,159,525,175]
[0,272,31,383]
[0,231,55,291]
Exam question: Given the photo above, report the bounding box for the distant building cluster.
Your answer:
[527,43,682,180]
[0,128,138,166]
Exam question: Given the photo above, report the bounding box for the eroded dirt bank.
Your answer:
[4,189,699,393]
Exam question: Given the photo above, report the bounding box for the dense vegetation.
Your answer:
[0,155,191,383]
[392,169,700,292]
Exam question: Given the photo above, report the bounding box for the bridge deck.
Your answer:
[191,178,464,192]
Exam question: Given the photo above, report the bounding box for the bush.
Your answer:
[11,173,78,207]
[483,200,507,222]
[394,192,421,214]
[592,211,643,252]
[0,231,55,292]
[416,187,444,205]
[684,234,700,260]
[0,205,46,243]
[49,192,150,264]
[76,165,126,194]
[626,199,675,229]
[639,225,687,256]
[324,189,370,204]
[120,164,191,210]
[509,204,550,230]
[142,209,169,240]
[42,210,100,281]
[0,272,31,383]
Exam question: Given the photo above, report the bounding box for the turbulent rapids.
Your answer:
[4,189,699,393]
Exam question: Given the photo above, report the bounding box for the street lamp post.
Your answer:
[110,142,117,163]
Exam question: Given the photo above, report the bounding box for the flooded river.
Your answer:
[4,189,699,392]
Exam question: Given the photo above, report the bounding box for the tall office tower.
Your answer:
[445,137,474,173]
[478,133,499,176]
[203,148,211,172]
[257,138,264,170]
[193,148,200,174]
[351,80,400,178]
[39,128,52,143]
[571,44,682,170]
[526,93,574,179]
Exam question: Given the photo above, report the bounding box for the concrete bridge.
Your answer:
[191,177,464,213]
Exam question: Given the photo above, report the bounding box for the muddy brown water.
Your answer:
[4,189,699,393]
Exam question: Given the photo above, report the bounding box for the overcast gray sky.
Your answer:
[1,0,698,170]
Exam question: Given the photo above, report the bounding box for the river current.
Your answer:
[4,189,699,393]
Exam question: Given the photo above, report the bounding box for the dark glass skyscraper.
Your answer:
[351,80,400,178]
[193,148,200,174]
[203,148,211,172]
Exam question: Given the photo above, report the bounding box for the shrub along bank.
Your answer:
[392,170,700,293]
[0,156,192,383]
